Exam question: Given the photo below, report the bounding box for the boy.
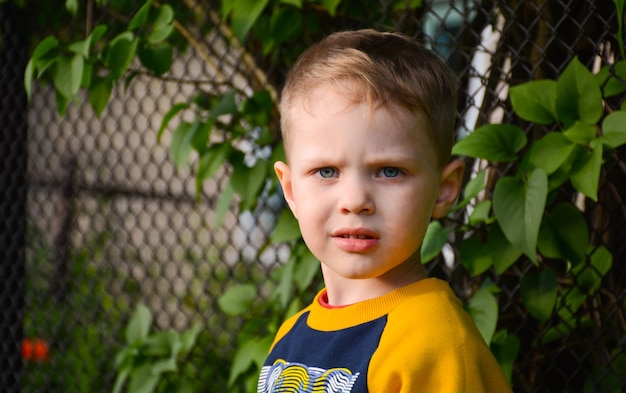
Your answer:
[258,29,512,392]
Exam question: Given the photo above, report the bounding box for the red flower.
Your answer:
[22,338,50,362]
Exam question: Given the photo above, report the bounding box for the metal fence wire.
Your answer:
[1,0,625,392]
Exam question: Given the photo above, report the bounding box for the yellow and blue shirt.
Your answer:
[258,278,512,393]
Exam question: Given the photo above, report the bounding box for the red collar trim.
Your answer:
[318,290,350,309]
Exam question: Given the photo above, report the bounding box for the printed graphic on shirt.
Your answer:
[258,311,388,393]
[258,359,359,393]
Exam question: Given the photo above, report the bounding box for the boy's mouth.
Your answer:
[338,234,373,239]
[332,229,380,252]
[332,228,380,239]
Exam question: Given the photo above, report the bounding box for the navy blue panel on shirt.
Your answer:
[258,311,387,393]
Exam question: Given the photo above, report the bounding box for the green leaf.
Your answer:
[127,364,160,393]
[231,0,270,42]
[466,288,498,344]
[88,76,113,117]
[541,288,588,343]
[261,7,303,54]
[615,0,626,59]
[51,54,83,98]
[31,35,59,60]
[170,121,195,168]
[112,368,130,393]
[570,142,602,201]
[509,80,557,124]
[24,59,35,101]
[488,223,523,274]
[216,181,235,228]
[191,121,211,153]
[148,24,174,44]
[195,143,232,198]
[242,90,273,125]
[421,220,451,263]
[271,209,301,243]
[520,270,558,324]
[211,90,238,117]
[468,200,492,226]
[179,325,201,355]
[158,102,189,142]
[537,203,589,264]
[452,124,527,162]
[318,0,342,15]
[527,132,575,175]
[138,42,173,75]
[55,89,69,116]
[150,357,178,374]
[163,379,196,393]
[26,36,60,97]
[68,39,90,58]
[228,338,272,386]
[107,32,138,80]
[69,54,83,95]
[218,284,256,316]
[80,61,93,88]
[583,350,626,393]
[461,237,493,276]
[231,160,268,211]
[69,25,107,59]
[153,4,174,29]
[51,57,71,97]
[126,303,152,344]
[454,170,486,210]
[293,247,319,291]
[598,111,626,148]
[280,0,303,6]
[573,246,612,290]
[595,60,626,97]
[275,255,295,308]
[563,120,597,145]
[191,120,213,154]
[89,24,109,44]
[490,330,520,384]
[143,331,176,357]
[392,0,423,9]
[493,170,548,264]
[65,0,78,15]
[555,57,603,126]
[129,0,152,30]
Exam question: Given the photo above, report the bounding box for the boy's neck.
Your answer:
[321,264,427,307]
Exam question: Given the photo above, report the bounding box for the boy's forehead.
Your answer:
[282,86,431,156]
[285,84,419,132]
[287,84,395,126]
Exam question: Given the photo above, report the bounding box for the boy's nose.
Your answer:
[338,176,375,215]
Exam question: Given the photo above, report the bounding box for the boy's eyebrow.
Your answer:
[297,153,425,166]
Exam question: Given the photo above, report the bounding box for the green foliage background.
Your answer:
[13,0,626,391]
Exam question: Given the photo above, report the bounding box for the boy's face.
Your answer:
[275,86,462,293]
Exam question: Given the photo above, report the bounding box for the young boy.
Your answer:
[258,29,512,392]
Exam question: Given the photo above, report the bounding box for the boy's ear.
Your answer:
[274,161,298,218]
[432,159,465,219]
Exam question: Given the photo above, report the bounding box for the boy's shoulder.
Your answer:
[387,278,481,340]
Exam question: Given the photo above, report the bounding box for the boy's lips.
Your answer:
[331,228,380,252]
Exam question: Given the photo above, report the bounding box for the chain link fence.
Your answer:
[1,0,625,392]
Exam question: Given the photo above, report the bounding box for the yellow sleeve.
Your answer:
[368,291,512,392]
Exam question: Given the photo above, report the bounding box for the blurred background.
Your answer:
[1,0,625,392]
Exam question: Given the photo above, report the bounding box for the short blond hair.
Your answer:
[280,29,458,167]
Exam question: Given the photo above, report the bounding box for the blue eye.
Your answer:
[318,168,336,178]
[381,167,400,178]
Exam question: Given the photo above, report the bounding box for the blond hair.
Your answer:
[280,29,458,167]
